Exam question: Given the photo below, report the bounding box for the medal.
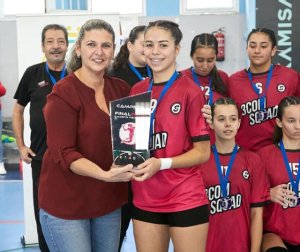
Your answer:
[212,144,238,211]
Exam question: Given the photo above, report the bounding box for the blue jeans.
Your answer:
[40,208,121,252]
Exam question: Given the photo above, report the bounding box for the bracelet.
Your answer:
[160,158,172,170]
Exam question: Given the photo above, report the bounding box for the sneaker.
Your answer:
[0,162,6,175]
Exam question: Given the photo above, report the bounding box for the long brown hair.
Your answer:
[273,96,300,144]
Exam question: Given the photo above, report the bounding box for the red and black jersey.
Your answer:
[181,67,229,144]
[130,74,210,212]
[200,147,270,252]
[228,65,300,151]
[259,144,300,245]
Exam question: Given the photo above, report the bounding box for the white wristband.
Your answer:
[160,158,172,170]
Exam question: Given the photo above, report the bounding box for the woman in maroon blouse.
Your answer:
[38,19,133,252]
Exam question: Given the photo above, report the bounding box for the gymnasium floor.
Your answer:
[0,164,138,252]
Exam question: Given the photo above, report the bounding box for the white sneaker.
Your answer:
[0,162,6,175]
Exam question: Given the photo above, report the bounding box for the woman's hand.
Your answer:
[270,184,297,207]
[132,157,161,182]
[104,164,134,182]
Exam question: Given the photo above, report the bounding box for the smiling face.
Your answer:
[192,47,216,76]
[143,27,179,81]
[76,29,114,75]
[42,29,68,68]
[276,104,300,142]
[128,32,146,67]
[246,32,276,73]
[211,104,241,142]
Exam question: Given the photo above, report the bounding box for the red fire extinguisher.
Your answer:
[213,28,225,62]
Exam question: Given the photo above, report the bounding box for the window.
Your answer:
[181,0,239,15]
[46,0,90,12]
[46,0,144,14]
[91,0,144,15]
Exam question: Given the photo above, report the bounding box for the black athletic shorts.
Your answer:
[132,204,209,227]
[263,231,300,252]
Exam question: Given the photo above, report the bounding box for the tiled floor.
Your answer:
[0,165,174,252]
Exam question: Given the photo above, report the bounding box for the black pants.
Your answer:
[31,159,50,252]
[118,183,133,252]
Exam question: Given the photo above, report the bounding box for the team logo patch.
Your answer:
[277,84,286,93]
[242,170,250,180]
[170,103,181,114]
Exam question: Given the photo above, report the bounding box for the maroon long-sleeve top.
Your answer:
[38,72,131,219]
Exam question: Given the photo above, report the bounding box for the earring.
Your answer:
[77,54,81,58]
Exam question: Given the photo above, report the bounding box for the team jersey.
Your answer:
[228,65,300,151]
[259,144,300,245]
[130,74,210,212]
[200,147,270,252]
[181,67,228,104]
[181,67,229,144]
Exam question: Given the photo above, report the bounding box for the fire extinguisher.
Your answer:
[213,28,225,62]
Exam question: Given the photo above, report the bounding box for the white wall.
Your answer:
[1,13,247,119]
[139,14,247,74]
[0,19,18,118]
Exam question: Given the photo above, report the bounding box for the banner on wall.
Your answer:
[256,0,300,71]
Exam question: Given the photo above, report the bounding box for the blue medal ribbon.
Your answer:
[45,62,66,85]
[247,64,273,111]
[279,140,300,195]
[128,63,151,81]
[147,71,179,149]
[212,144,238,198]
[191,67,213,105]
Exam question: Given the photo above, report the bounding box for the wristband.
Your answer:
[160,158,172,170]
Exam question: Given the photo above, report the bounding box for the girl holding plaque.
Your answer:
[130,20,211,252]
[200,97,270,252]
[259,96,300,252]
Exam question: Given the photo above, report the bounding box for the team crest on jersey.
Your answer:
[170,103,181,114]
[277,83,286,93]
[242,170,250,180]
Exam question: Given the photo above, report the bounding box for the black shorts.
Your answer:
[263,231,300,252]
[132,204,209,227]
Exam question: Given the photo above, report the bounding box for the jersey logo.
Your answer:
[170,103,181,114]
[277,83,286,93]
[242,170,250,180]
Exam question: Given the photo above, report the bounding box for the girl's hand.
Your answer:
[104,164,134,182]
[201,104,212,125]
[132,157,161,182]
[270,184,297,207]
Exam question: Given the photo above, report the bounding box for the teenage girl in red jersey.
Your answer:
[181,33,228,143]
[181,33,228,105]
[228,28,300,151]
[200,97,270,252]
[130,20,211,252]
[259,96,300,252]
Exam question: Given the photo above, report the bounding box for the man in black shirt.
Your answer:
[12,24,68,252]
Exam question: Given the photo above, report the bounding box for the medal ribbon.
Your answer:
[247,64,273,111]
[147,71,178,149]
[45,62,66,85]
[212,144,238,198]
[279,140,300,195]
[128,63,151,81]
[191,67,213,106]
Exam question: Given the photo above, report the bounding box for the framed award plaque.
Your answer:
[110,91,151,166]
